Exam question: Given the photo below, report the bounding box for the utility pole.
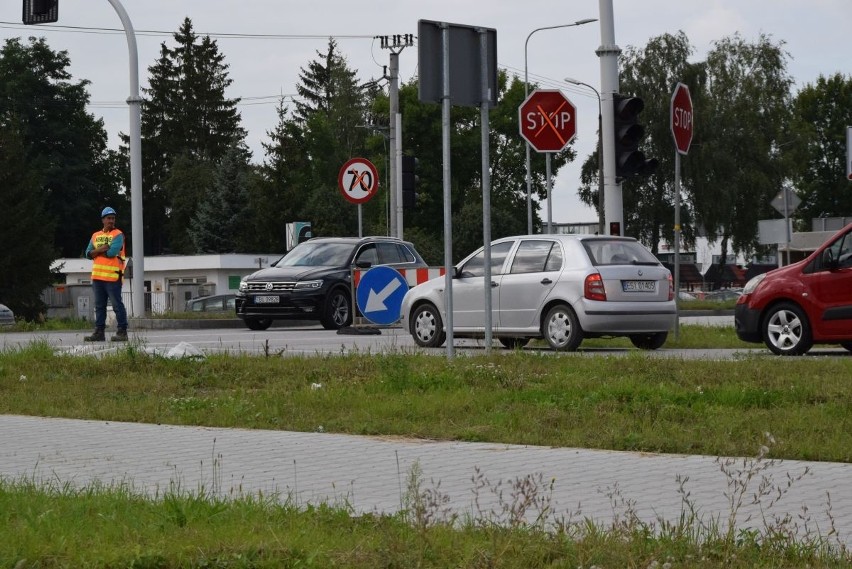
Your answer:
[378,34,413,239]
[597,0,622,235]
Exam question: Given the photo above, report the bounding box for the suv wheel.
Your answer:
[245,318,272,331]
[763,302,813,356]
[630,332,668,350]
[542,304,583,351]
[411,303,446,348]
[320,288,351,330]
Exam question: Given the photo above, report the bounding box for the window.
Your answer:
[377,242,403,264]
[355,244,378,266]
[510,240,560,274]
[459,241,514,277]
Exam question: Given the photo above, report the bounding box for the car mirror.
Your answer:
[355,260,372,269]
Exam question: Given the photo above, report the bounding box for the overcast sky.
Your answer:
[1,0,849,228]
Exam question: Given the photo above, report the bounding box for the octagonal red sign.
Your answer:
[670,83,694,155]
[518,89,577,153]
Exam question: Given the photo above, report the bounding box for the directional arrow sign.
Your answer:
[356,266,409,325]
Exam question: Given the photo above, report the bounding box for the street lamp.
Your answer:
[564,76,604,234]
[524,18,597,235]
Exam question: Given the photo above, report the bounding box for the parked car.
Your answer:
[400,234,675,351]
[735,222,852,355]
[0,303,14,326]
[236,236,427,331]
[185,294,236,313]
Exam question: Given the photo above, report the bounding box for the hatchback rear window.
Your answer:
[582,239,660,266]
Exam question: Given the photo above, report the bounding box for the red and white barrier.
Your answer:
[353,266,445,288]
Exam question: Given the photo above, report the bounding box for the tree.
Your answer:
[690,33,793,265]
[0,119,57,320]
[189,145,252,253]
[140,17,246,254]
[0,37,123,258]
[788,73,852,222]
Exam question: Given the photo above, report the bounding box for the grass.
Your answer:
[2,338,850,462]
[3,338,852,567]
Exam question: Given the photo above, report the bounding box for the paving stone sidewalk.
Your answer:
[2,415,850,545]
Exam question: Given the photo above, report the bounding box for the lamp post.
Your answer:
[564,77,603,234]
[524,18,597,235]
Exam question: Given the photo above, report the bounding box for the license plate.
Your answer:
[254,295,279,304]
[622,280,656,292]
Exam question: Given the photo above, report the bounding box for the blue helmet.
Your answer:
[101,207,117,218]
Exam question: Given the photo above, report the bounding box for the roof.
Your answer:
[787,231,835,252]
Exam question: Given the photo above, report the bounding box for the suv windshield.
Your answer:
[273,242,353,267]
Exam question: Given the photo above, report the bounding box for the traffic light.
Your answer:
[612,94,658,180]
[401,155,418,208]
[22,0,58,24]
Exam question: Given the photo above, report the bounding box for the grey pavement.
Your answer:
[2,414,850,546]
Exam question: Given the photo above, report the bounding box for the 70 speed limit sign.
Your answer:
[338,157,379,204]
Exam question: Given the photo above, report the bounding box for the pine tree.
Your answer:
[189,145,251,253]
[140,17,246,254]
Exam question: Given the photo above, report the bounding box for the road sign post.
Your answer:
[670,83,693,341]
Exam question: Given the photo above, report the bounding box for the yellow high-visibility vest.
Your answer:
[90,229,126,282]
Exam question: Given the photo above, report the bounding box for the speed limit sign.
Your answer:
[338,158,379,204]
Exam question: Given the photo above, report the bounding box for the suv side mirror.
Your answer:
[355,260,372,269]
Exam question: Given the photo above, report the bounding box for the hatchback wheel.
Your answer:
[542,304,583,351]
[411,303,446,348]
[245,318,272,331]
[320,289,351,330]
[763,302,812,356]
[630,332,668,350]
[498,337,530,350]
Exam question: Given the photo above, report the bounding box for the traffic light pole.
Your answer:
[596,0,622,235]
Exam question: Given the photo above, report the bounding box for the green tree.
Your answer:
[604,32,699,252]
[140,17,246,254]
[690,33,793,265]
[189,145,252,253]
[0,37,123,258]
[788,73,852,221]
[0,119,57,320]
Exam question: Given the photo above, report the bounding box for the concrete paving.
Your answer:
[2,414,850,546]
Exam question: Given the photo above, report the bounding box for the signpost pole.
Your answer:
[670,82,693,341]
[673,151,681,340]
[479,28,493,354]
[546,153,553,234]
[441,23,454,360]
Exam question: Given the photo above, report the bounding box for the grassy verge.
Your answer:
[2,340,851,462]
[2,473,848,569]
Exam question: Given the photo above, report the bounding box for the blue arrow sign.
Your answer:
[356,266,409,325]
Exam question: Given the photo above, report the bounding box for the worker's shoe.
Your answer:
[111,329,128,342]
[84,328,105,342]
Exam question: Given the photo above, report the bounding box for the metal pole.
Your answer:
[480,29,493,354]
[545,153,553,234]
[564,78,603,233]
[107,0,144,317]
[597,0,622,235]
[395,112,403,238]
[357,204,362,238]
[674,151,681,340]
[388,51,399,238]
[783,186,790,266]
[441,24,454,360]
[524,19,597,236]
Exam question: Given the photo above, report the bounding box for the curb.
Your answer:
[130,318,317,330]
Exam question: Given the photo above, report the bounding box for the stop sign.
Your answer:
[670,83,693,155]
[518,89,577,152]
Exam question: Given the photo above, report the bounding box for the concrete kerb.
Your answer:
[130,318,316,330]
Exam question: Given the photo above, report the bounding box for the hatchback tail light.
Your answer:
[584,273,607,301]
[668,273,674,301]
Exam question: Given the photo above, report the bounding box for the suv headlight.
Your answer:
[294,279,323,290]
[238,280,248,292]
[742,273,766,295]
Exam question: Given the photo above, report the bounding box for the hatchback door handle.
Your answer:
[540,278,552,285]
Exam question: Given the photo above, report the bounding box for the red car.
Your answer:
[735,222,852,355]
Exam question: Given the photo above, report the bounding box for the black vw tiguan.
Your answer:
[235,236,427,330]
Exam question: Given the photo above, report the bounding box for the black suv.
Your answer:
[235,236,427,330]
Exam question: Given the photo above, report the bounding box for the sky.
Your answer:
[1,0,850,229]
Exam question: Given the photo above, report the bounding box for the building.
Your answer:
[48,253,280,317]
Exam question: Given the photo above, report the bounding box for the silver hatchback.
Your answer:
[400,234,676,351]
